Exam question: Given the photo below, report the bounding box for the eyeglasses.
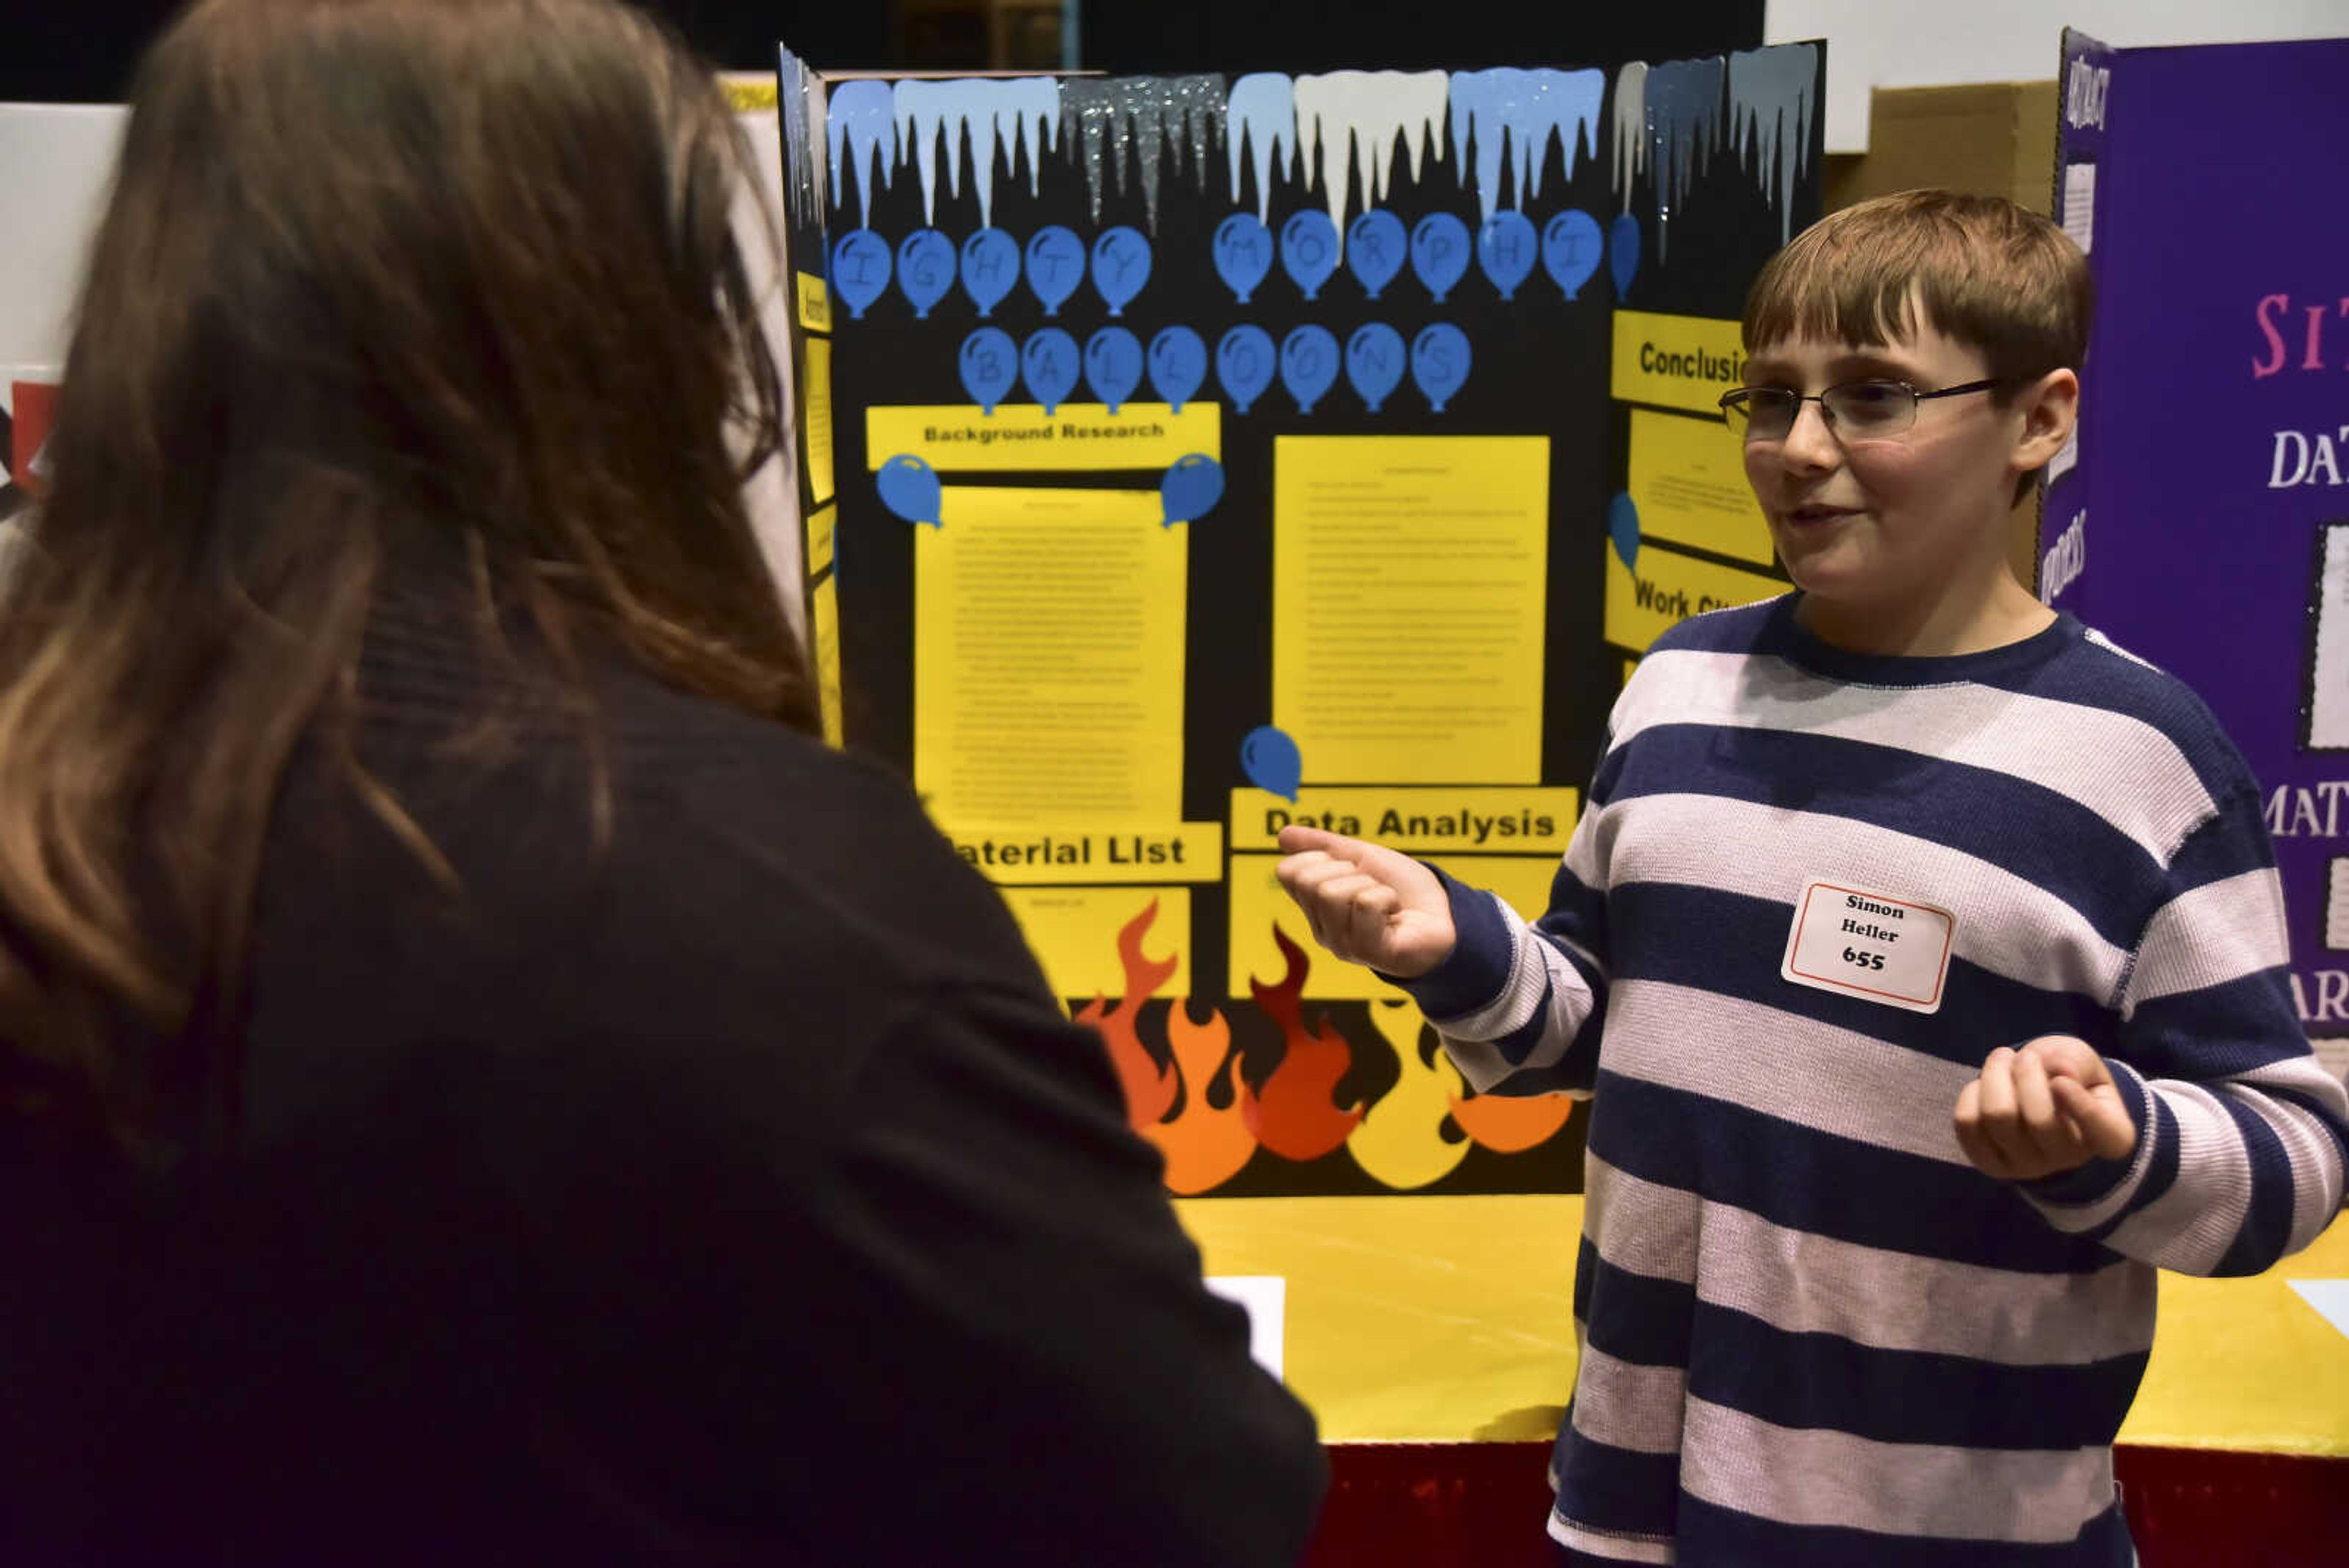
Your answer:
[1718,378,2003,443]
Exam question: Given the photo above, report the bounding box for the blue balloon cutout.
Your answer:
[1160,453,1225,529]
[1477,211,1538,301]
[1280,325,1340,414]
[1608,491,1641,572]
[1025,225,1085,316]
[1090,226,1153,317]
[877,455,943,529]
[1084,327,1143,414]
[1345,323,1406,413]
[1148,326,1208,413]
[1280,210,1340,300]
[1348,210,1407,299]
[1609,213,1641,299]
[1240,725,1303,803]
[831,229,891,319]
[1411,323,1471,414]
[1216,325,1276,415]
[959,327,1019,414]
[896,229,956,319]
[960,228,1020,317]
[1212,214,1274,303]
[1410,213,1471,303]
[1021,327,1080,415]
[1542,210,1603,300]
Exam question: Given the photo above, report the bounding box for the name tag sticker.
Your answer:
[1781,880,1956,1014]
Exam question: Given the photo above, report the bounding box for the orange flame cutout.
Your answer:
[1143,1003,1257,1194]
[1241,923,1365,1161]
[1348,998,1471,1190]
[1449,1088,1576,1153]
[1071,899,1178,1130]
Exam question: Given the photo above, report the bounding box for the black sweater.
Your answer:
[2,609,1326,1564]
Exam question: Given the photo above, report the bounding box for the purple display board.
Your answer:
[2054,31,2349,1036]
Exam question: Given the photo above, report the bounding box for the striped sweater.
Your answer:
[1402,596,2349,1567]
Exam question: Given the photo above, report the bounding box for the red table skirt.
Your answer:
[1308,1442,2349,1567]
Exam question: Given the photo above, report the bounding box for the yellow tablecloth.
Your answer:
[1176,1195,2349,1454]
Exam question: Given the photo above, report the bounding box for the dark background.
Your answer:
[1078,1,1763,76]
[1,1,891,99]
[3,1,1761,101]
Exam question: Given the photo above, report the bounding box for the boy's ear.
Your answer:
[2011,368,2079,474]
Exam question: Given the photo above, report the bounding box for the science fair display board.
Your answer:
[773,46,1822,1195]
[2049,30,2349,1069]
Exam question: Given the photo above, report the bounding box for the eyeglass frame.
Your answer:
[1716,377,2008,443]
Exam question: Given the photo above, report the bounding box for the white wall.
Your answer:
[0,104,125,370]
[1767,0,2349,152]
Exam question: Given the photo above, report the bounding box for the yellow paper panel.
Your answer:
[1627,406,1775,565]
[1603,544,1784,653]
[1002,886,1192,1001]
[1611,309,1748,415]
[809,572,842,747]
[803,335,836,505]
[1179,1193,1582,1440]
[2120,1220,2349,1452]
[719,74,777,113]
[943,822,1223,885]
[795,270,831,332]
[804,502,835,577]
[1271,436,1548,785]
[1228,852,1560,1002]
[1175,1197,2349,1449]
[914,486,1185,828]
[1226,786,1577,855]
[867,403,1222,472]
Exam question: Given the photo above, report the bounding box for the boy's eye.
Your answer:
[1739,387,1803,417]
[1825,381,1912,426]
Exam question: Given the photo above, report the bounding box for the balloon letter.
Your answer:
[831,229,891,319]
[1241,726,1303,802]
[1213,214,1274,303]
[1091,226,1153,316]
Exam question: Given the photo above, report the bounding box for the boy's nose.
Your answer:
[1776,398,1842,471]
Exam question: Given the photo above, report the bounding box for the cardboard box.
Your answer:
[1825,81,2058,215]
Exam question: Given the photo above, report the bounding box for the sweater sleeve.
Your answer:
[2023,790,2349,1275]
[1398,787,1613,1099]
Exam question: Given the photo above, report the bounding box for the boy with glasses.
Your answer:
[1277,190,2347,1566]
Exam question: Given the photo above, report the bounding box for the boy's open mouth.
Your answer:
[1786,503,1858,526]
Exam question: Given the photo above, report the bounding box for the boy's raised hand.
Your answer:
[1274,825,1457,979]
[1953,1036,2139,1182]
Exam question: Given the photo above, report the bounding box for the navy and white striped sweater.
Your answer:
[1402,596,2349,1567]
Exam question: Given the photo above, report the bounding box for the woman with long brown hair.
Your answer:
[0,1,1324,1561]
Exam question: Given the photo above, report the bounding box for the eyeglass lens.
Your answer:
[1730,382,1917,441]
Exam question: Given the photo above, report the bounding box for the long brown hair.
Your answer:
[0,0,816,1150]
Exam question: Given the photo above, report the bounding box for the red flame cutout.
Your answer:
[1241,924,1365,1161]
[1070,899,1178,1130]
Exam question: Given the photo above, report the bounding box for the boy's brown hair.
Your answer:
[1742,189,2092,387]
